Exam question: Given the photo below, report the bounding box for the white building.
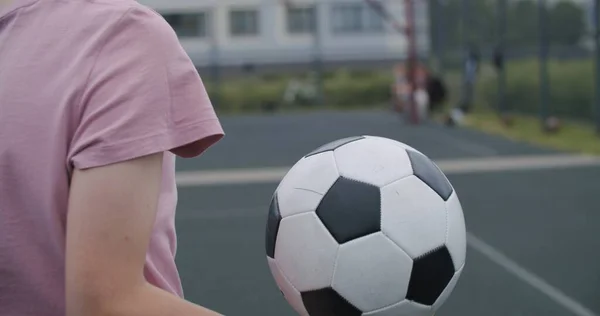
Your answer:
[137,0,430,69]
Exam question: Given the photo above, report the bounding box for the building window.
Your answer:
[287,6,316,34]
[230,9,259,36]
[162,12,208,38]
[331,3,385,34]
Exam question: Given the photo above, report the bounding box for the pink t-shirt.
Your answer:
[0,0,224,315]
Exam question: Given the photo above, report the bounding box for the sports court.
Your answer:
[172,110,600,316]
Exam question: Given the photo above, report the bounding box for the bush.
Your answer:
[324,69,392,108]
[205,68,393,114]
[206,78,287,114]
[479,58,594,120]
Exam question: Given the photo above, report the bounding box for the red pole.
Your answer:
[404,0,419,124]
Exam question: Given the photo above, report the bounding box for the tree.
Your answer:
[428,0,462,52]
[506,0,539,48]
[547,0,586,46]
[428,0,495,52]
[426,0,586,57]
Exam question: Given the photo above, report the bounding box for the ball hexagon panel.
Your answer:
[301,287,362,316]
[362,300,432,316]
[265,194,282,259]
[380,176,447,258]
[274,212,339,292]
[445,192,467,271]
[406,246,455,306]
[267,257,310,316]
[305,136,366,158]
[315,177,381,244]
[331,232,413,313]
[277,152,340,218]
[406,150,453,201]
[333,137,414,187]
[432,266,464,312]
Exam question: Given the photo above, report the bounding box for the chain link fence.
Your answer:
[158,0,600,131]
[429,0,599,131]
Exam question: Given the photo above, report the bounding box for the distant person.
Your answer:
[446,47,479,126]
[493,45,505,72]
[0,1,225,316]
[391,63,447,121]
[426,74,447,112]
[414,87,430,120]
[459,46,480,113]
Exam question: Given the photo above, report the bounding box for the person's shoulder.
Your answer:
[65,0,171,37]
[70,0,178,59]
[91,0,168,27]
[82,0,159,15]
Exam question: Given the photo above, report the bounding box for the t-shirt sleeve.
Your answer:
[69,6,224,170]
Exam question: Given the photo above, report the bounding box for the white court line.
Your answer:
[467,232,598,316]
[176,154,600,187]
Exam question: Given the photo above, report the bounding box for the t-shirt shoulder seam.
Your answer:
[74,4,174,126]
[71,6,133,125]
[140,12,176,126]
[0,0,39,23]
[133,10,176,126]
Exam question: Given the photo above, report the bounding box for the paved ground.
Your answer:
[173,110,600,316]
[176,111,558,171]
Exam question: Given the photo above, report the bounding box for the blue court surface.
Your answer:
[173,110,600,316]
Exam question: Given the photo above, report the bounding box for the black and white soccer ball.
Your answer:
[265,136,466,316]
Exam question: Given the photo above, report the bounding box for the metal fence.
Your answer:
[161,0,600,132]
[428,0,600,132]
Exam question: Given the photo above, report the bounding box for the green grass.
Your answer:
[463,110,600,156]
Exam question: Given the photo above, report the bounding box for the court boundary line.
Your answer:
[467,232,598,316]
[176,154,600,187]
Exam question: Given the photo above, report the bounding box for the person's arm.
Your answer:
[65,6,225,315]
[65,153,222,316]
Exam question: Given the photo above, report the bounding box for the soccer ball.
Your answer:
[265,136,466,316]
